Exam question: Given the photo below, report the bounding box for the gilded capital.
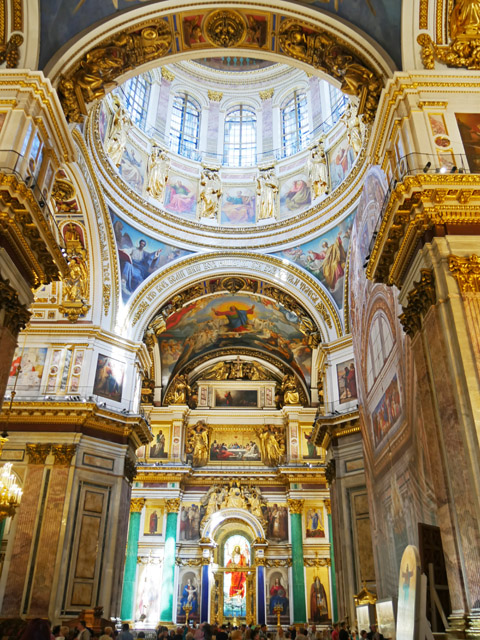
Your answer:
[287,498,304,514]
[165,498,181,513]
[52,444,77,465]
[26,444,51,465]
[130,498,146,513]
[399,269,436,338]
[0,276,31,335]
[254,556,267,566]
[259,88,274,101]
[208,90,223,102]
[161,67,175,82]
[324,499,331,515]
[449,254,480,293]
[124,457,137,484]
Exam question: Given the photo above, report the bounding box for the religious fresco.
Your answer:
[221,186,256,225]
[164,175,198,217]
[92,353,125,401]
[157,294,312,386]
[266,503,289,541]
[328,136,356,191]
[8,347,48,392]
[371,373,402,448]
[266,568,290,625]
[305,505,326,538]
[336,358,358,404]
[118,142,146,193]
[223,534,250,619]
[273,210,355,310]
[38,1,400,71]
[300,426,323,460]
[135,560,162,625]
[209,430,261,462]
[143,504,163,536]
[279,174,311,216]
[177,569,200,622]
[305,566,331,624]
[214,389,258,408]
[149,426,169,459]
[455,113,480,172]
[179,503,203,541]
[110,209,191,302]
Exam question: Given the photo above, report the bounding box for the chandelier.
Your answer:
[0,463,22,520]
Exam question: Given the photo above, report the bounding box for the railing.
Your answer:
[2,385,147,421]
[367,151,474,259]
[114,88,349,168]
[0,149,66,251]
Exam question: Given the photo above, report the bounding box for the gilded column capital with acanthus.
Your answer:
[449,254,480,293]
[165,498,181,513]
[287,498,304,514]
[130,498,145,513]
[52,444,77,465]
[26,444,51,464]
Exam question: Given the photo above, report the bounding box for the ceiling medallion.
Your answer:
[204,10,247,48]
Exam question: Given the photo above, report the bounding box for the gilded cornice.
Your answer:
[264,558,292,567]
[449,254,480,293]
[366,175,480,287]
[135,470,191,484]
[399,269,436,338]
[89,102,367,248]
[0,172,68,286]
[287,498,304,514]
[1,402,152,446]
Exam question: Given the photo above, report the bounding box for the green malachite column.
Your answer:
[288,499,307,623]
[121,498,145,622]
[159,498,180,623]
[326,500,338,622]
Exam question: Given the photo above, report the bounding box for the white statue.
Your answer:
[105,97,131,167]
[308,140,328,199]
[256,168,278,220]
[198,168,222,219]
[146,146,170,202]
[340,102,362,155]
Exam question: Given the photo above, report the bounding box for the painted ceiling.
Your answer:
[39,0,401,70]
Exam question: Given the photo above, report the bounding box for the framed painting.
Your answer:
[92,354,125,402]
[214,389,258,407]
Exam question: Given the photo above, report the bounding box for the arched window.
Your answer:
[366,312,395,391]
[281,91,309,157]
[124,74,151,129]
[170,93,201,159]
[223,105,257,167]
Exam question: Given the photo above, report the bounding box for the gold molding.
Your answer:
[207,90,223,102]
[52,444,77,465]
[417,29,480,70]
[12,0,22,31]
[264,558,292,567]
[161,67,175,82]
[287,498,304,514]
[130,498,146,512]
[399,269,436,338]
[449,254,480,293]
[165,498,181,513]
[419,0,429,29]
[26,443,51,465]
[259,88,274,101]
[324,499,331,515]
[417,100,448,108]
[0,276,31,334]
[304,557,331,567]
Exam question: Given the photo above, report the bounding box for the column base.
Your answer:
[447,612,468,638]
[466,609,480,639]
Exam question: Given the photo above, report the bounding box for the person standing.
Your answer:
[76,622,91,640]
[118,624,134,640]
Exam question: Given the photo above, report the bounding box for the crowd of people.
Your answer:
[12,618,386,640]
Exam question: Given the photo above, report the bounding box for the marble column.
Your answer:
[206,91,223,160]
[257,562,266,625]
[120,498,145,622]
[155,68,175,140]
[260,89,274,163]
[325,500,338,622]
[0,276,31,411]
[288,499,307,623]
[159,498,180,623]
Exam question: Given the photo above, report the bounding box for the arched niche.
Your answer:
[202,509,267,547]
[46,1,394,126]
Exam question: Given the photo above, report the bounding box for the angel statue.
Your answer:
[308,139,328,199]
[164,374,191,405]
[281,374,300,405]
[63,257,88,302]
[255,424,285,467]
[105,97,131,167]
[146,146,170,202]
[198,168,222,219]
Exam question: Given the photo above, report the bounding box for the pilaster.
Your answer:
[120,498,145,623]
[159,497,181,623]
[287,498,307,623]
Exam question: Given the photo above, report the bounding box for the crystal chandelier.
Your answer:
[0,463,22,520]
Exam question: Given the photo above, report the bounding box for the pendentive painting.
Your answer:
[93,353,125,402]
[274,210,355,310]
[118,142,146,194]
[336,358,358,404]
[158,294,312,387]
[110,209,191,302]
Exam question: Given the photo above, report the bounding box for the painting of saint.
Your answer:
[268,576,289,620]
[455,113,480,172]
[150,430,167,458]
[214,389,258,407]
[93,354,125,402]
[179,503,204,541]
[164,177,197,216]
[303,430,321,459]
[223,534,250,619]
[110,210,191,302]
[177,571,200,622]
[280,176,311,215]
[118,144,145,193]
[221,188,256,224]
[182,15,206,47]
[337,359,358,404]
[310,576,329,623]
[274,211,355,310]
[328,137,355,190]
[144,506,162,536]
[372,374,402,448]
[306,507,325,538]
[266,504,288,541]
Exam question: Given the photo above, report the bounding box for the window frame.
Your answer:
[170,92,201,160]
[223,104,257,167]
[281,90,309,158]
